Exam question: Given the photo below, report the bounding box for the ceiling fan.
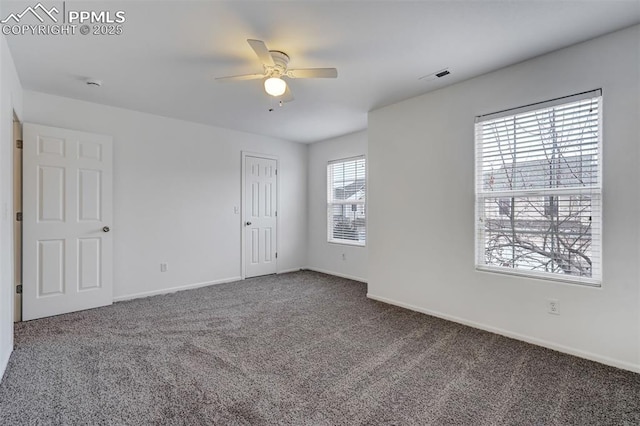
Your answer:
[216,39,338,102]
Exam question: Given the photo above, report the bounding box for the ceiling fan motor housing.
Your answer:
[268,51,290,77]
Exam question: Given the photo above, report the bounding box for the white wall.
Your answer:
[368,25,640,372]
[23,91,308,300]
[0,34,23,378]
[307,130,367,282]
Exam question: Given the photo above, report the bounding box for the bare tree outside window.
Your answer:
[476,92,601,283]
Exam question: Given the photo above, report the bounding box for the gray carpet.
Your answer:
[0,271,638,425]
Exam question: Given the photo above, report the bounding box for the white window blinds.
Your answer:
[475,90,602,285]
[327,156,366,245]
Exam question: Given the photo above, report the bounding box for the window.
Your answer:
[475,90,602,285]
[327,156,366,245]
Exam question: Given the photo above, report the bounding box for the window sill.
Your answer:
[328,240,366,247]
[475,265,601,287]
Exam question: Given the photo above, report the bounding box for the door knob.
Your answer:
[103,226,110,233]
[245,222,252,226]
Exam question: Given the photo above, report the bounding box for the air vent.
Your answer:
[86,79,102,87]
[419,68,451,81]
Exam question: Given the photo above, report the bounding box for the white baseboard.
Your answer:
[367,293,640,374]
[113,276,242,302]
[0,346,12,381]
[305,267,367,283]
[278,268,303,274]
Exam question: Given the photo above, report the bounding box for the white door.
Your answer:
[244,155,277,278]
[22,123,113,320]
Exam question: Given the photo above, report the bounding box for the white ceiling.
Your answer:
[4,1,640,143]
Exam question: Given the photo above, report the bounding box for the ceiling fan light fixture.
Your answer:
[264,77,286,97]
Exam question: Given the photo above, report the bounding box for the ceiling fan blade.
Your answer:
[247,39,275,67]
[215,73,266,81]
[287,68,338,79]
[280,85,294,102]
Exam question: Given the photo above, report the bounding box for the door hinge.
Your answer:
[16,284,22,294]
[16,212,22,222]
[275,211,277,217]
[16,140,23,149]
[275,252,278,259]
[275,169,277,176]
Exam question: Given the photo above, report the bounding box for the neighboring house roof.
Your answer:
[484,155,596,191]
[334,179,366,201]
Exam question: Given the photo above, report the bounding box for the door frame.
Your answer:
[12,113,22,322]
[240,151,279,279]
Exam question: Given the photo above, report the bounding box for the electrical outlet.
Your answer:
[160,263,168,273]
[233,206,239,214]
[547,299,560,315]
